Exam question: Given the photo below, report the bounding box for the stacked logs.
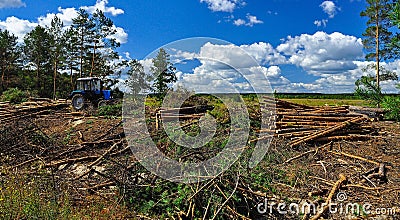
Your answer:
[260,97,374,146]
[0,98,69,124]
[155,105,213,129]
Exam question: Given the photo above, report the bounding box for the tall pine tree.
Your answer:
[389,1,400,58]
[151,48,177,95]
[360,0,394,90]
[48,15,65,99]
[125,59,151,98]
[72,9,95,78]
[89,9,120,78]
[64,27,80,90]
[23,26,52,97]
[0,29,20,93]
[71,8,122,88]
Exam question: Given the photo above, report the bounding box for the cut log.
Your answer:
[289,116,365,147]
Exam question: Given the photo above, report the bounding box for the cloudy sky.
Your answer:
[1,0,399,93]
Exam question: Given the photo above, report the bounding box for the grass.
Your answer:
[0,168,130,220]
[281,98,369,107]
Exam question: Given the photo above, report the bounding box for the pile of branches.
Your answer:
[0,98,69,125]
[257,97,376,147]
[0,105,132,204]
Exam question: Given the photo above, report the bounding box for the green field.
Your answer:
[281,98,369,107]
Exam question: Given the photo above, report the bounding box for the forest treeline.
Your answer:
[1,1,400,102]
[0,8,124,99]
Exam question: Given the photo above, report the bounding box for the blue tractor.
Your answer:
[69,77,112,110]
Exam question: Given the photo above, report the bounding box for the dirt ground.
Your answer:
[265,120,400,219]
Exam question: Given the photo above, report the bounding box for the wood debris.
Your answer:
[0,97,397,219]
[155,105,213,129]
[0,98,69,124]
[259,97,374,146]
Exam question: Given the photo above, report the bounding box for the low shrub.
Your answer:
[0,88,31,104]
[97,103,122,117]
[382,96,400,121]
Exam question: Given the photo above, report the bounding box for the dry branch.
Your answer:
[45,155,99,167]
[284,142,332,164]
[74,140,123,180]
[360,163,386,184]
[83,181,116,191]
[310,174,347,220]
[9,157,41,169]
[315,134,371,142]
[211,175,240,220]
[327,150,380,166]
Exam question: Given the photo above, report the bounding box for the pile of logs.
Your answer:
[260,97,374,146]
[0,98,69,124]
[155,105,213,129]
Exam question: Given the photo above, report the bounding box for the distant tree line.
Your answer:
[274,93,360,100]
[0,9,125,99]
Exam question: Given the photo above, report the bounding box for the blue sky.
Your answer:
[1,0,399,93]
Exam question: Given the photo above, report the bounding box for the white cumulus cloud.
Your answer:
[0,1,127,44]
[172,42,286,93]
[239,42,286,65]
[275,60,400,94]
[0,0,25,8]
[110,26,128,44]
[320,1,339,18]
[81,0,124,16]
[0,16,37,41]
[233,14,263,27]
[200,0,244,12]
[233,18,246,26]
[170,49,198,63]
[277,31,364,75]
[169,33,399,94]
[38,7,79,28]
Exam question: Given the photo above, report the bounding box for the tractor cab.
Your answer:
[76,77,102,94]
[69,77,112,110]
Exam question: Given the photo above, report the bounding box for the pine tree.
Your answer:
[47,15,65,99]
[23,26,52,97]
[71,9,121,86]
[89,9,120,78]
[360,0,394,91]
[125,59,152,98]
[0,29,19,93]
[72,9,95,78]
[151,48,177,95]
[389,1,400,58]
[64,27,80,90]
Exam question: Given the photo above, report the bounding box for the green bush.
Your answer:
[0,88,31,104]
[97,103,122,117]
[382,96,400,121]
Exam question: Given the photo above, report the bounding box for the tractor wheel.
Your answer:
[72,94,85,110]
